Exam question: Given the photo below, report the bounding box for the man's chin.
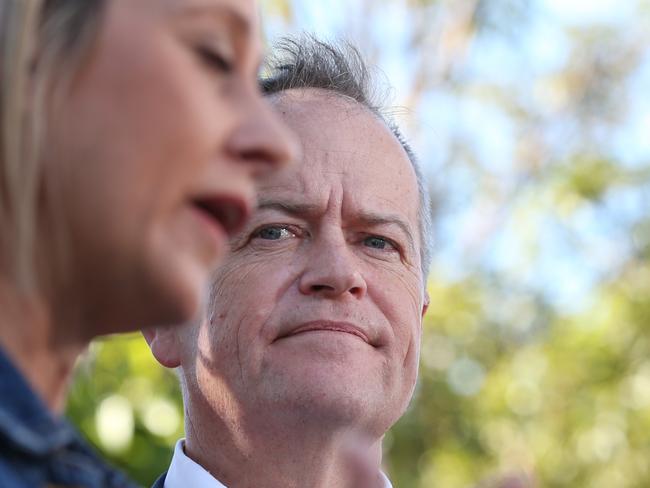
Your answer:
[287,392,376,426]
[258,370,392,426]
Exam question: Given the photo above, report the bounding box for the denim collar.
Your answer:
[0,346,76,458]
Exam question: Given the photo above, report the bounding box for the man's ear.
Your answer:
[421,290,430,319]
[142,326,181,369]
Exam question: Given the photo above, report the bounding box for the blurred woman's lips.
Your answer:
[191,194,252,237]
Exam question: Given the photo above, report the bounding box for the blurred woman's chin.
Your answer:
[96,264,205,336]
[152,262,207,329]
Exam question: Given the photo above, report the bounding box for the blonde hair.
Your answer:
[0,0,104,290]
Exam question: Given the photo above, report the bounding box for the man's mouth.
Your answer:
[278,321,370,344]
[192,195,252,237]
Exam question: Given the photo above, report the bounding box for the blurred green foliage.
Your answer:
[67,336,183,485]
[66,0,650,486]
[387,265,650,487]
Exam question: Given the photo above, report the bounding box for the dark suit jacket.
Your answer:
[151,471,167,488]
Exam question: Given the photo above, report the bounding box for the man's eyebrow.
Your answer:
[357,212,417,253]
[256,199,321,217]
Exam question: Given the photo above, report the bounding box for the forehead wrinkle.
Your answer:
[338,186,418,258]
[257,161,311,202]
[307,148,416,241]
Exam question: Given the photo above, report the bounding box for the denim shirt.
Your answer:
[0,346,138,487]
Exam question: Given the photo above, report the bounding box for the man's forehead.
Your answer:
[256,167,405,215]
[265,87,421,223]
[269,89,381,133]
[270,90,412,171]
[256,155,420,219]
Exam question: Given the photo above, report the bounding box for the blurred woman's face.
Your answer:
[40,0,296,335]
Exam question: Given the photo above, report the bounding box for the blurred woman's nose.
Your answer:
[226,89,300,178]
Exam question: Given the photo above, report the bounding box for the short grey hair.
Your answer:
[260,36,434,280]
[0,0,105,288]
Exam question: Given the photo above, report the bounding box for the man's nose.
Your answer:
[225,90,300,177]
[298,238,367,299]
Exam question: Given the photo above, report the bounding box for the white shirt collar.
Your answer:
[380,470,394,487]
[164,438,393,488]
[164,439,226,488]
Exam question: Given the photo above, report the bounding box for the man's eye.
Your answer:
[196,45,233,72]
[363,236,396,251]
[256,226,294,240]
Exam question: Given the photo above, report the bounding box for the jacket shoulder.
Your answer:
[151,471,167,488]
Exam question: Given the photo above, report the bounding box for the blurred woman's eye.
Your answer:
[363,235,397,251]
[196,45,233,72]
[254,225,296,241]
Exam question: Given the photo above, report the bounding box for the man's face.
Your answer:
[176,89,427,434]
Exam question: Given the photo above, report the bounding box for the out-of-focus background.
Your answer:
[67,1,650,486]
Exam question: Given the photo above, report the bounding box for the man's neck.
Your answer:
[184,402,384,488]
[0,277,85,413]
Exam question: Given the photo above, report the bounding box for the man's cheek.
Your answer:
[396,321,420,367]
